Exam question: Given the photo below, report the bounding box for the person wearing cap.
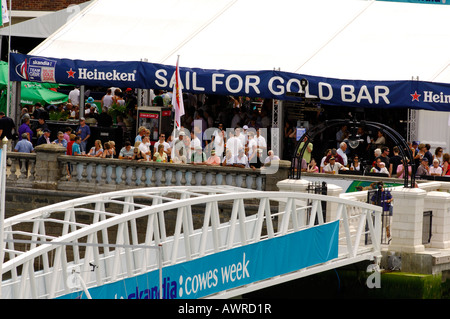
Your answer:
[430,158,443,176]
[416,157,430,177]
[36,129,51,146]
[377,161,389,175]
[76,117,91,153]
[204,149,221,166]
[323,156,346,174]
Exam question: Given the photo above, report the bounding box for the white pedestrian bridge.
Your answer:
[0,186,382,299]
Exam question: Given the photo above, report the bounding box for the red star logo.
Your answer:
[410,91,421,102]
[66,68,76,78]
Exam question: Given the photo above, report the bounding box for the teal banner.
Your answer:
[59,220,340,299]
[377,0,449,5]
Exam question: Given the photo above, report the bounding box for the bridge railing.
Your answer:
[0,186,382,299]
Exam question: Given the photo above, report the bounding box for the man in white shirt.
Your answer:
[226,130,243,157]
[190,131,202,152]
[235,127,246,149]
[336,142,348,166]
[255,128,267,152]
[138,136,152,160]
[68,87,80,106]
[101,88,114,110]
[323,157,346,174]
[154,133,171,156]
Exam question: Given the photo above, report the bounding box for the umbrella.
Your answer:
[0,61,7,90]
[20,84,69,106]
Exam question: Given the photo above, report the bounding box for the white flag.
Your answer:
[171,56,185,131]
[1,0,9,26]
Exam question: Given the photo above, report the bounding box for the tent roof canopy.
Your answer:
[29,0,450,83]
[0,2,92,38]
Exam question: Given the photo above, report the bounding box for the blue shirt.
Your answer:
[76,124,91,140]
[72,142,81,155]
[53,139,68,148]
[14,139,34,153]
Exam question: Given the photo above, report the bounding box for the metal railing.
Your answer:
[1,186,382,299]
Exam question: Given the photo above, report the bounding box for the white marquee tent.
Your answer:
[29,0,450,83]
[26,0,450,152]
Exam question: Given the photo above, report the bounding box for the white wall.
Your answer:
[416,110,450,153]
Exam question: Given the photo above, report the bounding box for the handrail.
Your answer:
[1,186,382,299]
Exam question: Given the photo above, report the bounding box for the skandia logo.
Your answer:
[411,90,450,104]
[15,57,57,82]
[126,276,178,299]
[71,68,137,82]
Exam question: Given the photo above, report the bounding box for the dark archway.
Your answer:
[290,119,416,188]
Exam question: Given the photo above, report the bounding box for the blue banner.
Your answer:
[10,53,450,111]
[58,220,339,299]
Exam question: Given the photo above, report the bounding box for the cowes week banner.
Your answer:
[58,220,339,299]
[10,53,450,111]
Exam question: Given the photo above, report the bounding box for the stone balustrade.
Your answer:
[6,144,291,193]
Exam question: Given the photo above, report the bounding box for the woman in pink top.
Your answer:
[396,158,412,178]
[205,150,221,166]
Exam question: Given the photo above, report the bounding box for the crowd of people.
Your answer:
[295,124,450,180]
[1,87,283,177]
[6,87,450,182]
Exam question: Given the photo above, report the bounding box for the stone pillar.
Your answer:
[276,178,343,223]
[389,187,426,253]
[263,160,291,191]
[33,144,66,190]
[424,191,450,249]
[325,184,344,222]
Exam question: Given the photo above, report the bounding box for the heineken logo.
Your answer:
[411,90,450,104]
[68,68,137,82]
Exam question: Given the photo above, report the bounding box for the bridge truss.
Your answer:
[0,186,382,299]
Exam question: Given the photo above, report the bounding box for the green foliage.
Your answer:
[49,110,69,121]
[107,102,127,118]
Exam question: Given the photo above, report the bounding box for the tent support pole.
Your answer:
[79,85,85,118]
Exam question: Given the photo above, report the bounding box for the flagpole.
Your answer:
[0,137,8,299]
[5,0,11,117]
[171,56,180,160]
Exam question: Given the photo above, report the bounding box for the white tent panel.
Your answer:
[297,1,450,81]
[30,0,450,83]
[160,0,371,71]
[32,0,237,63]
[0,2,92,38]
